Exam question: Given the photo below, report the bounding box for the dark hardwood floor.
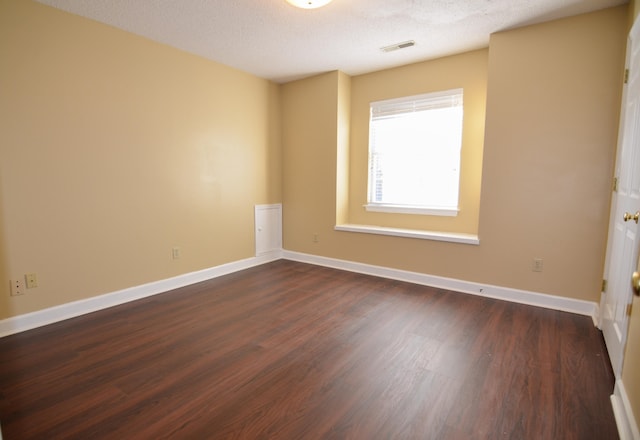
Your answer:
[0,260,618,439]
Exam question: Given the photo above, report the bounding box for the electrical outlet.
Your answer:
[10,279,24,296]
[172,247,181,260]
[532,258,544,272]
[313,233,319,243]
[25,273,38,288]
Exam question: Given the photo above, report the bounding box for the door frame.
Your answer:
[599,14,638,378]
[600,14,640,440]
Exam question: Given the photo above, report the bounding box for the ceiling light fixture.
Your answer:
[285,0,333,9]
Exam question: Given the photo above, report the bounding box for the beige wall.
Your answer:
[0,0,281,319]
[480,7,626,299]
[336,71,352,226]
[282,72,340,250]
[347,49,487,234]
[283,6,627,302]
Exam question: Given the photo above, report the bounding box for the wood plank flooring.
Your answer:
[0,260,618,439]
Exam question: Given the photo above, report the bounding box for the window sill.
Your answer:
[364,204,459,216]
[334,224,479,245]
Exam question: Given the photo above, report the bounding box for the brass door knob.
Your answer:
[634,272,640,296]
[623,211,640,224]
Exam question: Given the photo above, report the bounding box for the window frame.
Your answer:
[365,88,464,217]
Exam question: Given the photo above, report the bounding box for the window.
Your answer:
[366,89,464,216]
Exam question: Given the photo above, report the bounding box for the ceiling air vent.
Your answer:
[380,40,416,53]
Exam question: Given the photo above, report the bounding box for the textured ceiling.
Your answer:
[37,0,627,83]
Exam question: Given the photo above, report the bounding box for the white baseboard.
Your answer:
[281,250,598,318]
[0,251,282,338]
[611,379,640,440]
[612,379,640,440]
[0,248,599,338]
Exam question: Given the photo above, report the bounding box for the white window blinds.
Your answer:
[367,89,464,215]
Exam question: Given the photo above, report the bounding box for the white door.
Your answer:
[601,19,640,378]
[255,204,282,256]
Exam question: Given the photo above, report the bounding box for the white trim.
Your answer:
[612,379,640,440]
[282,250,598,318]
[335,223,479,245]
[0,251,282,338]
[0,248,599,338]
[364,204,459,216]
